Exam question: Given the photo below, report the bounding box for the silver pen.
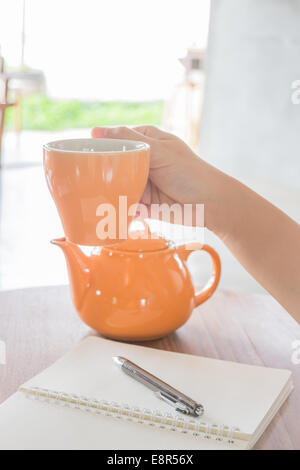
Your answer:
[113,356,204,417]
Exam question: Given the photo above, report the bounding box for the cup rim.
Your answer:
[43,138,150,154]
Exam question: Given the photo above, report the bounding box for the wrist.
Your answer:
[194,159,235,236]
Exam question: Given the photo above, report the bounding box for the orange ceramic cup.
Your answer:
[43,138,150,246]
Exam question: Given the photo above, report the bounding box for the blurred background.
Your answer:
[0,0,299,295]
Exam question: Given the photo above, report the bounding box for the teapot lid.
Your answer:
[108,220,173,253]
[112,233,172,253]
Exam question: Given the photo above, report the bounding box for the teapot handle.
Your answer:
[177,243,221,307]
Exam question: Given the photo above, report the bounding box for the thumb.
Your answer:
[91,126,152,144]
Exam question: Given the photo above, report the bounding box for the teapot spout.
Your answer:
[51,237,90,310]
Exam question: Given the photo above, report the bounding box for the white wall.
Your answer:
[201,0,300,222]
[197,0,300,294]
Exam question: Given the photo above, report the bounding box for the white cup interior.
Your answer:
[43,138,149,154]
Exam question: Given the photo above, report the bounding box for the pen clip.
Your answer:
[155,391,190,415]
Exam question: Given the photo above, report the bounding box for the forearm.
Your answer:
[203,165,300,321]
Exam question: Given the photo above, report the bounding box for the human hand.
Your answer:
[91,125,216,225]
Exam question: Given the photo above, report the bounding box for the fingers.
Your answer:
[91,126,152,143]
[133,125,164,139]
[139,182,152,206]
[91,127,107,138]
[133,125,175,140]
[91,125,174,142]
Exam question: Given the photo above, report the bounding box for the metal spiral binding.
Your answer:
[19,386,240,443]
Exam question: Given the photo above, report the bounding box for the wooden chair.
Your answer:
[0,55,15,166]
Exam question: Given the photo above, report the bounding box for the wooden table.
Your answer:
[0,285,299,450]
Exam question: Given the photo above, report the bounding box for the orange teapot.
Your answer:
[52,229,221,341]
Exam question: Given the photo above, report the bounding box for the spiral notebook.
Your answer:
[0,336,293,450]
